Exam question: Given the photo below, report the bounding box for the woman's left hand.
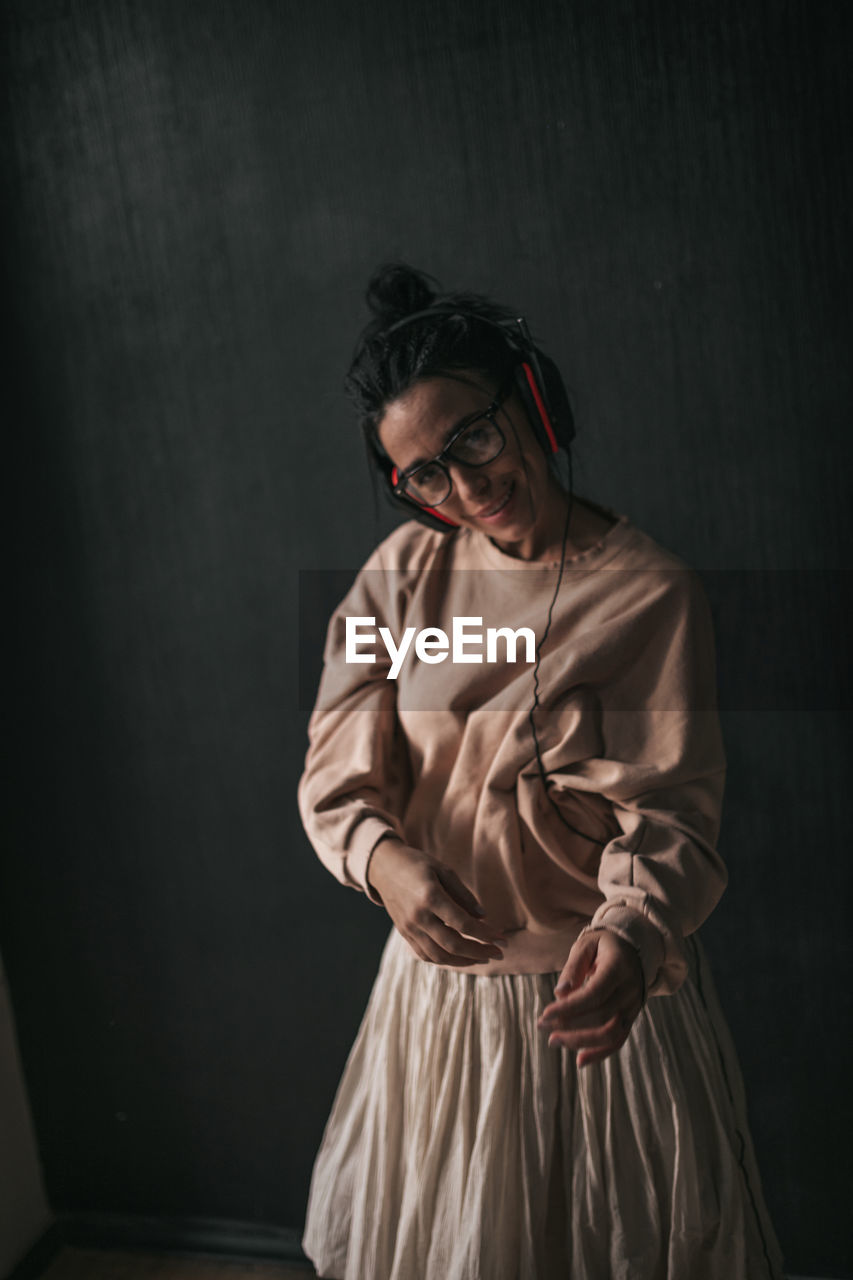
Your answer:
[537,929,645,1068]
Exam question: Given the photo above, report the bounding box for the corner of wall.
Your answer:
[0,947,54,1278]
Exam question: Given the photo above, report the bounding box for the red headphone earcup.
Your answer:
[519,362,559,454]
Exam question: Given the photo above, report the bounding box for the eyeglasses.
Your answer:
[391,375,513,507]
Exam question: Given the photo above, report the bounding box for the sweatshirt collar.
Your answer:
[461,502,636,575]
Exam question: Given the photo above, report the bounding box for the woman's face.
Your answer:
[377,370,568,561]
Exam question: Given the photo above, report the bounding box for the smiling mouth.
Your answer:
[475,481,515,519]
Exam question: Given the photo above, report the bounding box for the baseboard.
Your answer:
[5,1223,843,1280]
[9,1215,312,1274]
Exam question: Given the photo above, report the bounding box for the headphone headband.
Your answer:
[383,307,532,357]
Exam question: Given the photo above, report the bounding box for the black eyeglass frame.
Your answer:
[390,371,516,508]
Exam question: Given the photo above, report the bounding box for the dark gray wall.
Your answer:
[4,1,851,1275]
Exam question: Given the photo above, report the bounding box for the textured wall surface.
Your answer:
[4,1,851,1275]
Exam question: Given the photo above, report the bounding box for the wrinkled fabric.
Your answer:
[302,928,784,1280]
[297,505,728,995]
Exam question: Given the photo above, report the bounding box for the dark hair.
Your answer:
[345,262,525,462]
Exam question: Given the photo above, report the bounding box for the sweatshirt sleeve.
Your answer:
[552,565,727,997]
[297,538,415,904]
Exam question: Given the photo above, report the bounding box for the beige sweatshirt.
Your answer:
[297,502,727,996]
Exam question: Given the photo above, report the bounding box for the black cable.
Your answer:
[527,444,606,846]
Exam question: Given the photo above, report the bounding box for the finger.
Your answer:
[429,884,508,947]
[545,966,626,1021]
[410,927,479,967]
[540,970,639,1022]
[553,939,641,1008]
[555,932,599,996]
[434,870,507,944]
[436,865,485,917]
[577,1038,631,1068]
[538,987,626,1033]
[546,1009,628,1052]
[427,916,504,962]
[437,909,508,948]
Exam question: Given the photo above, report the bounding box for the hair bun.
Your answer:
[365,262,439,327]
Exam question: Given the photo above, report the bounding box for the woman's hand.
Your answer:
[367,839,507,966]
[537,929,645,1067]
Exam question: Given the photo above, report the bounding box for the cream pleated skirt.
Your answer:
[302,927,784,1280]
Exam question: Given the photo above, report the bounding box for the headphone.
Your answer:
[371,308,576,531]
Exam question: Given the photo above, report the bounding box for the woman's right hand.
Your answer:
[367,839,507,966]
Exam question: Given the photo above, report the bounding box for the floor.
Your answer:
[29,1244,830,1279]
[37,1248,317,1279]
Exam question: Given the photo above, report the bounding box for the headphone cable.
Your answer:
[527,446,605,846]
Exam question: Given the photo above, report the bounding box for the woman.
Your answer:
[298,263,783,1279]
